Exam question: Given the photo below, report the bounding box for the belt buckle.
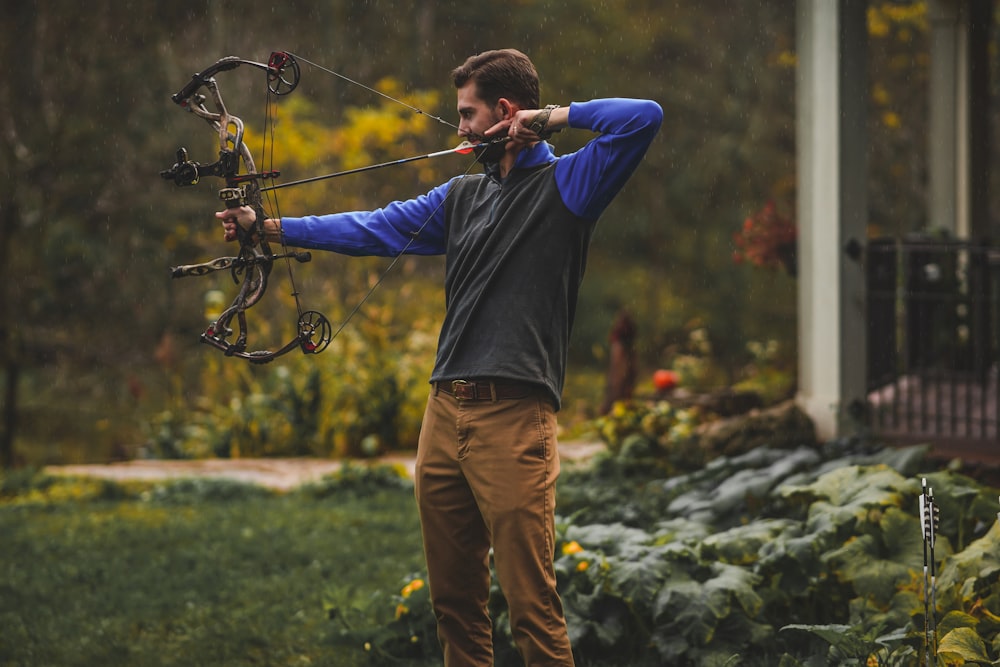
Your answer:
[452,379,474,400]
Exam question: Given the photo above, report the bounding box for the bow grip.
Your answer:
[217,186,258,246]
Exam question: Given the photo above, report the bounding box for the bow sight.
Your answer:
[160,51,331,364]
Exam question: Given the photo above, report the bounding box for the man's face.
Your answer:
[456,81,504,143]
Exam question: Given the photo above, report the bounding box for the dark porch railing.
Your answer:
[866,238,1000,457]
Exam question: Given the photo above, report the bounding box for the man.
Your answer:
[220,49,661,666]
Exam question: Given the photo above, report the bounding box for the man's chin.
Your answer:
[471,137,509,164]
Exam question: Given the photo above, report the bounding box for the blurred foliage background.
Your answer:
[0,0,984,464]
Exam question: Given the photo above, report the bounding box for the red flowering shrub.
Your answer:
[732,201,797,274]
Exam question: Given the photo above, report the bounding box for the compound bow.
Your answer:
[161,52,331,364]
[161,51,509,364]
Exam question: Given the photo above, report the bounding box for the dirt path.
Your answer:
[45,441,606,491]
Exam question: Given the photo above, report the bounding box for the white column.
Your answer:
[795,0,869,440]
[928,0,991,239]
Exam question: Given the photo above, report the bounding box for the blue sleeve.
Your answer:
[555,98,663,220]
[279,180,453,256]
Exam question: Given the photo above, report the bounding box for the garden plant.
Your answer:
[354,402,1000,666]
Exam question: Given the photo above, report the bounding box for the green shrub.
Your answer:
[592,400,707,476]
[144,293,441,460]
[301,461,413,499]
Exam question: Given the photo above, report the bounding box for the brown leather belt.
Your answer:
[436,379,538,401]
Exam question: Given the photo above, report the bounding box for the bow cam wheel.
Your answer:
[298,310,332,354]
[267,52,300,95]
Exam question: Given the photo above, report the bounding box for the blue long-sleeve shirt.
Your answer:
[282,98,662,407]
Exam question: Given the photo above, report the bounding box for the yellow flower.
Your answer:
[577,560,590,572]
[562,541,583,556]
[395,603,408,619]
[401,578,425,598]
[866,654,879,667]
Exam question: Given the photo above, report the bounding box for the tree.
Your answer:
[0,2,216,465]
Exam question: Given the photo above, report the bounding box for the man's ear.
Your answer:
[496,97,516,119]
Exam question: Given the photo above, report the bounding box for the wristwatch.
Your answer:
[528,105,560,138]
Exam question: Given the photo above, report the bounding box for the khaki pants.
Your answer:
[415,386,575,667]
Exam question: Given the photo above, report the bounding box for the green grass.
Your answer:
[0,471,431,667]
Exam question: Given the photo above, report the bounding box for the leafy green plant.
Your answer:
[780,622,914,666]
[327,573,441,664]
[356,441,1000,666]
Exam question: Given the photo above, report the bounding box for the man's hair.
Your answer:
[451,49,540,110]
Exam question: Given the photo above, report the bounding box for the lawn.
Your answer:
[0,469,431,667]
